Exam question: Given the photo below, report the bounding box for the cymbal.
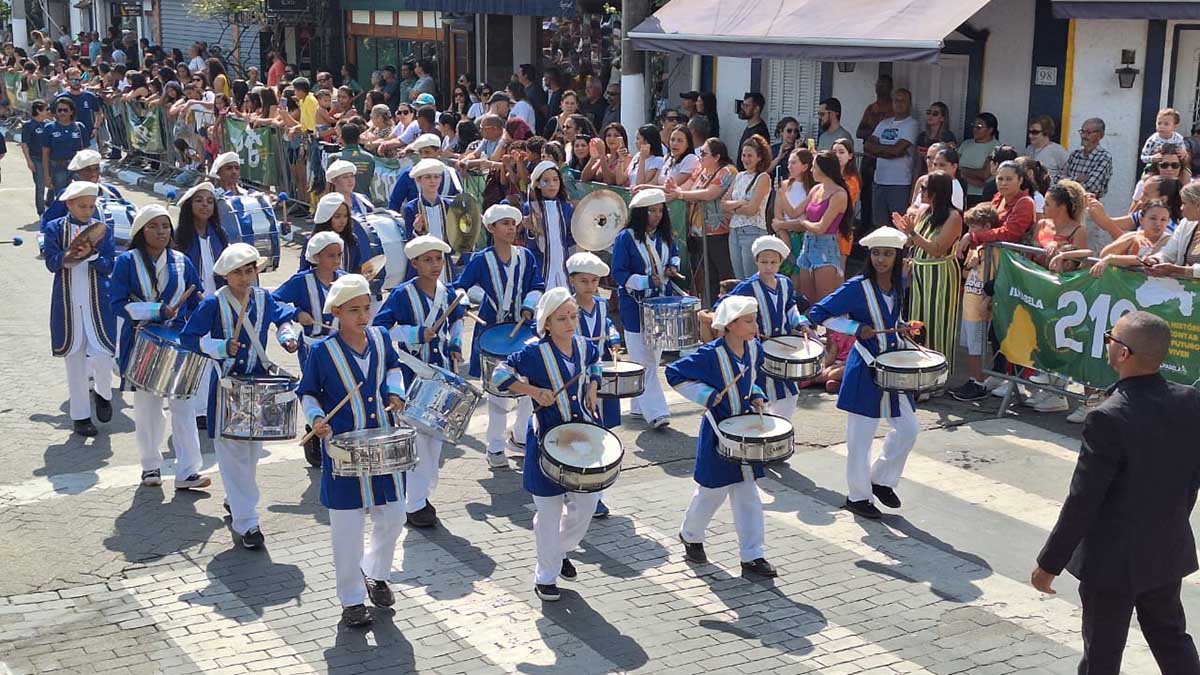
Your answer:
[68,222,107,250]
[572,189,629,251]
[361,254,387,280]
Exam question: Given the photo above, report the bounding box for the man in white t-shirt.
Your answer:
[864,89,919,228]
[187,44,206,74]
[507,82,536,130]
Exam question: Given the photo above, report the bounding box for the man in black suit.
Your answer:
[1034,311,1200,675]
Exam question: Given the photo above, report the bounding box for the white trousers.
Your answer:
[486,393,532,455]
[328,501,406,607]
[64,347,113,421]
[680,481,765,562]
[192,363,216,418]
[405,431,442,512]
[132,390,203,479]
[768,394,798,421]
[214,437,262,535]
[623,331,669,422]
[532,491,602,585]
[844,396,919,503]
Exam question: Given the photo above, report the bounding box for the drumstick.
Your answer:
[430,292,466,333]
[534,372,584,411]
[508,319,526,339]
[298,382,363,446]
[712,367,748,406]
[169,286,196,314]
[231,294,250,349]
[465,310,487,327]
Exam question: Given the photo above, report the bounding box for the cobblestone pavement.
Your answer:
[0,153,1190,674]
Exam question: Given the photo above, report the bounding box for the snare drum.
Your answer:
[216,372,299,440]
[101,197,138,249]
[402,365,483,443]
[641,296,701,352]
[872,349,949,395]
[762,336,824,382]
[598,361,645,399]
[329,426,418,477]
[124,325,208,398]
[539,422,624,493]
[716,413,795,464]
[479,323,537,397]
[218,193,281,272]
[358,210,408,291]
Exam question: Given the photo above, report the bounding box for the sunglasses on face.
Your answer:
[784,128,799,134]
[1027,128,1043,135]
[926,110,941,117]
[56,108,71,113]
[697,149,711,157]
[1103,330,1134,354]
[1158,162,1181,169]
[1079,129,1098,135]
[973,123,988,129]
[398,109,413,115]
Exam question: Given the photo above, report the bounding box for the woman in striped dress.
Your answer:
[892,170,963,375]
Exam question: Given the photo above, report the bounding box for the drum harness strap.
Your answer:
[855,279,910,418]
[703,342,758,483]
[634,233,670,301]
[217,286,270,376]
[302,273,336,342]
[403,282,447,363]
[485,248,522,323]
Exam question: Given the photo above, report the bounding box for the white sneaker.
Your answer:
[650,415,671,429]
[989,381,1012,398]
[486,452,509,469]
[1029,372,1050,385]
[981,376,1003,390]
[1065,406,1090,423]
[1023,390,1050,408]
[1033,395,1069,413]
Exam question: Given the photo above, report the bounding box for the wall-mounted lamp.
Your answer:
[1116,49,1139,89]
[837,62,856,73]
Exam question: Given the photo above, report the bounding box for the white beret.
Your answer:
[61,181,99,201]
[209,151,241,176]
[751,235,790,260]
[405,234,451,260]
[323,274,371,314]
[313,192,347,224]
[536,286,574,336]
[213,242,263,277]
[712,295,758,332]
[324,160,357,181]
[484,203,523,226]
[130,204,170,240]
[859,226,909,250]
[67,148,102,171]
[305,230,344,263]
[177,181,216,206]
[530,160,558,186]
[566,251,609,277]
[629,188,666,209]
[410,133,441,152]
[410,158,445,179]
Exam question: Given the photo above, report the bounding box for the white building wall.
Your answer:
[971,0,1036,147]
[1068,19,1149,213]
[830,62,883,152]
[713,56,752,153]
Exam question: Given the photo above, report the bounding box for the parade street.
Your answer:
[0,151,1191,675]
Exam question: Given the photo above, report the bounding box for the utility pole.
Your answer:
[619,0,649,130]
[12,0,28,51]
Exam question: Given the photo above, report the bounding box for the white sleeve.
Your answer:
[200,335,228,359]
[302,395,325,426]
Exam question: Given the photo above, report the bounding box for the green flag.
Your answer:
[124,102,165,154]
[992,248,1200,389]
[223,117,280,188]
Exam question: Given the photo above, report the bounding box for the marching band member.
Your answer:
[611,188,679,429]
[210,152,249,196]
[492,287,604,602]
[39,148,128,234]
[666,296,777,577]
[181,243,301,549]
[724,235,812,420]
[403,158,457,284]
[524,160,575,290]
[807,226,919,520]
[300,193,366,275]
[297,274,408,628]
[110,205,208,489]
[387,133,461,211]
[325,159,376,216]
[44,181,117,438]
[373,235,466,527]
[174,181,227,428]
[454,203,544,468]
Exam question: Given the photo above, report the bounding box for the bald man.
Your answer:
[1034,311,1200,675]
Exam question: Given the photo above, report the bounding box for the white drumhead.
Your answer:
[719,413,793,437]
[764,336,823,360]
[876,349,946,368]
[602,361,644,374]
[545,423,622,467]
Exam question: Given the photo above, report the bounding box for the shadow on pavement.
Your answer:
[854,515,992,603]
[576,514,669,579]
[102,484,224,563]
[690,566,828,657]
[517,589,648,674]
[182,545,306,620]
[323,607,415,674]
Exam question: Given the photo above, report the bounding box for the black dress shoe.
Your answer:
[196,415,207,431]
[535,584,561,602]
[406,503,437,528]
[679,534,708,564]
[364,575,394,607]
[843,499,883,520]
[872,484,902,509]
[741,558,778,577]
[560,558,577,581]
[341,604,373,627]
[425,500,436,515]
[73,419,98,437]
[241,526,265,549]
[303,427,322,468]
[91,392,112,423]
[222,500,231,514]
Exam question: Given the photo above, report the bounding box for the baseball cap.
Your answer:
[680,91,700,100]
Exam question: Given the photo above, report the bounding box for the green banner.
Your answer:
[992,248,1200,389]
[124,102,165,154]
[224,117,280,188]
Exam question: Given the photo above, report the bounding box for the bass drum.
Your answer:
[356,209,408,292]
[101,197,139,250]
[217,192,281,271]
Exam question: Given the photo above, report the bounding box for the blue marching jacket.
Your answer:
[402,195,458,283]
[180,287,299,437]
[271,268,346,370]
[388,166,460,212]
[177,222,229,292]
[44,215,116,357]
[521,199,575,286]
[807,276,912,419]
[576,295,621,427]
[373,278,466,380]
[298,227,369,277]
[452,245,544,378]
[666,338,768,488]
[610,228,681,333]
[723,273,809,400]
[297,327,407,510]
[493,335,603,497]
[40,182,127,238]
[110,249,203,386]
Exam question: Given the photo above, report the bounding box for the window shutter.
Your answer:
[766,59,821,144]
